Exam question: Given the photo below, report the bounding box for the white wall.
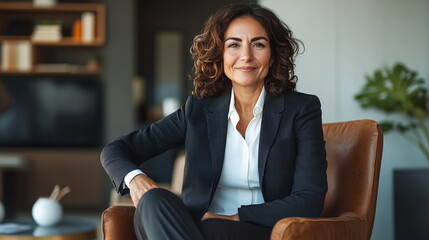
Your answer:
[259,0,429,239]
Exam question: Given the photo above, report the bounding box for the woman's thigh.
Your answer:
[199,218,272,240]
[134,188,204,240]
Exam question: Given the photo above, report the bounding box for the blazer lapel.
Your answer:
[258,93,284,187]
[207,93,230,195]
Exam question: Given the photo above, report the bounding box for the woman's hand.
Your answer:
[201,212,239,221]
[129,174,159,208]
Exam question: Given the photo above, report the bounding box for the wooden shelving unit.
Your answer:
[0,2,107,210]
[0,2,105,75]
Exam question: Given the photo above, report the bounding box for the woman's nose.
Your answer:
[239,46,252,62]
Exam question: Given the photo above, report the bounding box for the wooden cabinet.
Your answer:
[1,148,107,211]
[0,2,105,76]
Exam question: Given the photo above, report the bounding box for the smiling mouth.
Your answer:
[236,67,257,72]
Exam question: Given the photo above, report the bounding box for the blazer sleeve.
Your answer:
[238,95,327,227]
[100,96,193,195]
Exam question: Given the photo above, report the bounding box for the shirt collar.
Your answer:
[228,87,266,119]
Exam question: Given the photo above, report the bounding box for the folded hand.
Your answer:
[129,174,159,208]
[201,212,239,221]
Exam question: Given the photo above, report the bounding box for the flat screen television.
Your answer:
[0,78,102,148]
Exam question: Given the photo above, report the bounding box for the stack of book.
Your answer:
[34,63,80,73]
[31,24,62,42]
[1,41,32,71]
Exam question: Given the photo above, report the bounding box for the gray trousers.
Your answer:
[134,188,272,240]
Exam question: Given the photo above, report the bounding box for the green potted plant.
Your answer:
[355,62,429,161]
[355,62,429,239]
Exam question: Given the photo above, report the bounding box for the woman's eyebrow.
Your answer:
[225,37,241,42]
[251,37,268,42]
[225,36,268,42]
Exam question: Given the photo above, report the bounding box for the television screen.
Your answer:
[0,78,102,148]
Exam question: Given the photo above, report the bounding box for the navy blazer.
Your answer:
[101,91,327,227]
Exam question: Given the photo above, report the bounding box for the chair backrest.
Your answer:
[321,120,383,229]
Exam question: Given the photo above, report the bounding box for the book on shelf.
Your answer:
[34,25,61,32]
[1,41,32,71]
[17,41,31,71]
[82,12,95,43]
[1,43,10,71]
[34,63,92,73]
[31,24,62,42]
[35,64,74,73]
[72,19,82,42]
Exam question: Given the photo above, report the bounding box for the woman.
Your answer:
[101,3,327,240]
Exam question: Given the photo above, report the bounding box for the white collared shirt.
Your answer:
[208,88,266,215]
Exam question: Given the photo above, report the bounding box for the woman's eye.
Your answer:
[227,43,239,48]
[253,42,265,48]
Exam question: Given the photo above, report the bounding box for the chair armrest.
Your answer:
[270,213,367,240]
[102,205,137,240]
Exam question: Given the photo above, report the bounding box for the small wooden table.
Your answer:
[0,218,97,240]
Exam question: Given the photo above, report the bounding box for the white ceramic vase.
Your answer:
[32,198,63,227]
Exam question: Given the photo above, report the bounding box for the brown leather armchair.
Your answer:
[102,119,383,240]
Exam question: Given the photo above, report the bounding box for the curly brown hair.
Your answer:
[190,3,303,98]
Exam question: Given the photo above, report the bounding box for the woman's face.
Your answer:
[223,16,271,90]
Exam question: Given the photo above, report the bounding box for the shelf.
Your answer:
[0,36,30,41]
[0,3,105,41]
[33,38,105,46]
[0,37,104,46]
[0,2,105,76]
[0,67,101,76]
[0,70,101,76]
[0,3,104,12]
